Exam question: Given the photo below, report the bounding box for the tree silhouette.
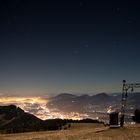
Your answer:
[133,109,140,123]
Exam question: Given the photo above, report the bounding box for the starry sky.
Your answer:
[0,0,140,96]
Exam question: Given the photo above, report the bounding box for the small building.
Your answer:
[109,111,119,128]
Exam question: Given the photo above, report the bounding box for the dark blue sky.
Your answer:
[0,0,140,95]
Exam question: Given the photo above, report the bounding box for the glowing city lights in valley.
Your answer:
[0,97,83,120]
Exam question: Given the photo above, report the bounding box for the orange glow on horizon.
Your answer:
[0,97,48,105]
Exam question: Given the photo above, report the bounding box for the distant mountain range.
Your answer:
[48,92,140,113]
[48,93,118,112]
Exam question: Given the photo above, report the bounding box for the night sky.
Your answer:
[0,0,140,96]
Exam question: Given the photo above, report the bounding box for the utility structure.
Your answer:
[120,80,140,127]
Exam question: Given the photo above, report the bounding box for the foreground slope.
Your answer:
[0,123,140,140]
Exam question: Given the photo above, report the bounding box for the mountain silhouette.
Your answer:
[48,93,117,112]
[0,105,66,133]
[48,92,140,114]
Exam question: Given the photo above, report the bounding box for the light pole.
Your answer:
[120,80,140,127]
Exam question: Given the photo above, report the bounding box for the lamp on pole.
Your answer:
[120,80,140,127]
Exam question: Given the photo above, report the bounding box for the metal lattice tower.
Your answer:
[120,80,140,127]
